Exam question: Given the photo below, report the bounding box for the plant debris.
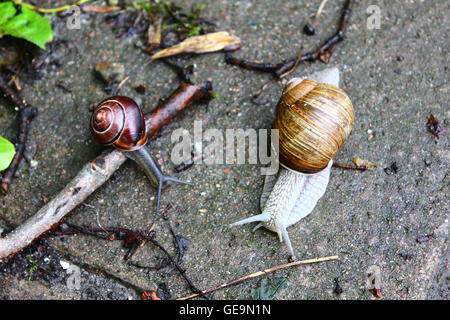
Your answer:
[225,0,355,100]
[0,238,62,284]
[142,290,162,300]
[0,75,38,193]
[352,158,377,169]
[416,235,432,243]
[135,84,148,94]
[82,5,121,13]
[369,288,383,299]
[52,222,207,299]
[0,81,214,259]
[156,282,172,300]
[333,278,343,295]
[384,161,399,175]
[426,114,447,139]
[178,255,338,300]
[332,162,367,171]
[151,31,241,59]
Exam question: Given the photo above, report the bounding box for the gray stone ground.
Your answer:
[0,0,448,300]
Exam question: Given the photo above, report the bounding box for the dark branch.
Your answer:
[0,80,38,193]
[225,0,355,98]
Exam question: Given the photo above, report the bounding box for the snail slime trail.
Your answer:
[90,96,192,214]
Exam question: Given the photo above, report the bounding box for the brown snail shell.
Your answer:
[273,78,354,173]
[89,95,192,217]
[90,96,147,151]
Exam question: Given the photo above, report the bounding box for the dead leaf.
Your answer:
[142,290,162,300]
[352,158,377,168]
[151,31,241,59]
[11,75,21,91]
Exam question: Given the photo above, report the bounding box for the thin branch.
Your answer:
[50,222,205,299]
[124,202,174,261]
[225,0,355,99]
[333,162,367,171]
[0,80,38,193]
[315,0,330,18]
[144,234,209,299]
[13,0,91,13]
[177,255,339,300]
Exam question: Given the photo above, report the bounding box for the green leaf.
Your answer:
[251,277,288,300]
[0,1,53,49]
[0,136,15,171]
[188,25,201,37]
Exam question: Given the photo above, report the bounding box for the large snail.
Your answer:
[90,96,192,214]
[230,68,354,259]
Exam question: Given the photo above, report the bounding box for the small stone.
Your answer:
[60,260,70,269]
[303,23,316,36]
[95,61,125,83]
[135,84,147,94]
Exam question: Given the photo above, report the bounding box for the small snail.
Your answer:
[90,96,192,213]
[230,68,354,259]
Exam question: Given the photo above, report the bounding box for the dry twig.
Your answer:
[177,255,339,300]
[225,0,355,99]
[0,80,38,193]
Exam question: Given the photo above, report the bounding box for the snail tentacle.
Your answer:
[125,146,192,214]
[229,212,268,228]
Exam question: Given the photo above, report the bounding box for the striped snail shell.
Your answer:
[90,96,192,215]
[231,68,354,259]
[275,76,354,173]
[90,96,147,151]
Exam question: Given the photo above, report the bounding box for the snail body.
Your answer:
[90,96,192,213]
[231,68,354,259]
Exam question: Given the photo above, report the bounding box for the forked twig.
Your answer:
[225,0,355,99]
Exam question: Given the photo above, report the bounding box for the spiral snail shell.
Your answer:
[90,96,192,214]
[90,96,147,150]
[275,77,354,173]
[231,68,354,259]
